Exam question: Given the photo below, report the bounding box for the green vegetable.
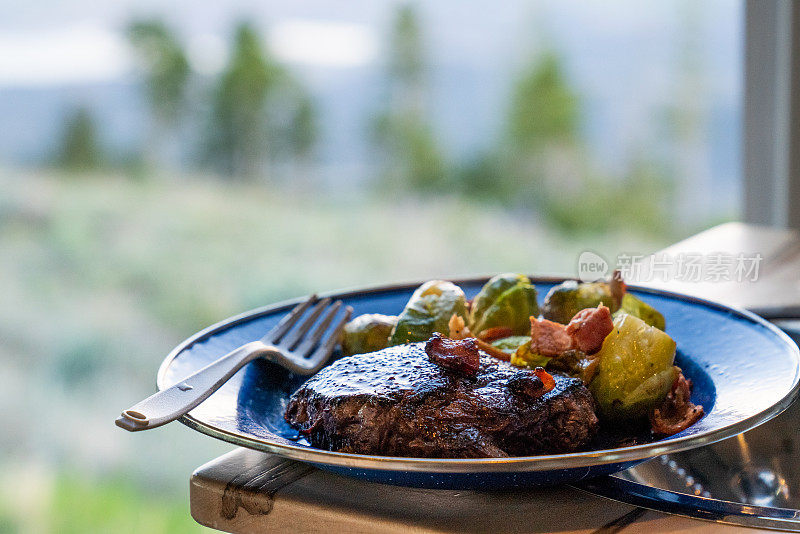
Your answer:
[491,335,531,356]
[541,280,619,324]
[341,313,398,356]
[469,273,539,335]
[388,280,468,345]
[510,339,551,369]
[590,314,677,420]
[546,349,599,384]
[615,293,666,331]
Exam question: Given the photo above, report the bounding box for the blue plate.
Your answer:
[158,277,800,489]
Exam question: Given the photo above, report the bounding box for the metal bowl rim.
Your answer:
[156,275,800,474]
[576,471,800,530]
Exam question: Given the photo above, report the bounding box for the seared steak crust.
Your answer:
[284,342,598,458]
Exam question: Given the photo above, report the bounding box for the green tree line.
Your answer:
[56,6,676,235]
[372,5,674,236]
[57,20,316,181]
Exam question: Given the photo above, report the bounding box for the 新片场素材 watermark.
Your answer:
[577,251,762,284]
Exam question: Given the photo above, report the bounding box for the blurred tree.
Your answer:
[454,51,581,204]
[205,22,283,180]
[497,48,672,236]
[287,92,317,162]
[457,51,583,205]
[373,5,448,192]
[56,107,102,171]
[127,20,191,169]
[502,50,582,203]
[389,5,424,93]
[455,153,504,200]
[507,51,579,151]
[274,87,319,189]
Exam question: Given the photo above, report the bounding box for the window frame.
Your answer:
[744,0,800,229]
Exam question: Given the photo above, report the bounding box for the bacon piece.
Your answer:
[650,371,705,436]
[609,269,627,309]
[425,333,481,377]
[530,317,574,357]
[447,315,510,361]
[475,338,511,361]
[478,326,514,343]
[530,305,614,358]
[533,366,556,392]
[507,367,555,399]
[565,305,613,354]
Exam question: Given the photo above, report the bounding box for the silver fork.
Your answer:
[115,295,352,432]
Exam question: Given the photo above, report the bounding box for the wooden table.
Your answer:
[191,448,757,534]
[189,222,800,533]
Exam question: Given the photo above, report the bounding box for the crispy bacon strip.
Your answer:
[478,326,514,343]
[533,366,556,392]
[425,333,481,376]
[565,305,614,354]
[650,370,704,436]
[609,269,627,309]
[530,305,613,357]
[475,338,511,361]
[530,318,574,356]
[448,314,510,361]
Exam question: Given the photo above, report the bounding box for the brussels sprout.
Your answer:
[546,350,599,384]
[541,280,619,324]
[590,314,677,420]
[615,293,666,331]
[510,339,551,369]
[388,280,469,345]
[491,335,531,356]
[469,273,539,336]
[341,314,398,356]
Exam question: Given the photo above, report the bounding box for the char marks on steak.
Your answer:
[284,342,599,458]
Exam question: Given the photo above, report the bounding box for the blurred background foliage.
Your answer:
[45,3,706,237]
[0,1,740,532]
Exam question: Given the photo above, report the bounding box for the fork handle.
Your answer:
[115,341,273,432]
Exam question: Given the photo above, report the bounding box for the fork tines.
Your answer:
[263,295,352,359]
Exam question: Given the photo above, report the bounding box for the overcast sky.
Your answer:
[0,0,741,92]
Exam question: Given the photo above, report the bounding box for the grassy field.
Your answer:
[0,169,675,532]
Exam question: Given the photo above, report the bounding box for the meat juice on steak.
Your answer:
[284,342,599,458]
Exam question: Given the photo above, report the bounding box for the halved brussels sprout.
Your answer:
[541,280,619,324]
[341,313,398,356]
[491,335,531,356]
[546,349,599,384]
[388,280,468,345]
[509,339,551,369]
[615,293,666,331]
[590,314,677,420]
[469,273,539,336]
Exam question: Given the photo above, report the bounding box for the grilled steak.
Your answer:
[284,342,599,458]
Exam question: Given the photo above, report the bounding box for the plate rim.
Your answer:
[157,276,800,474]
[576,471,800,530]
